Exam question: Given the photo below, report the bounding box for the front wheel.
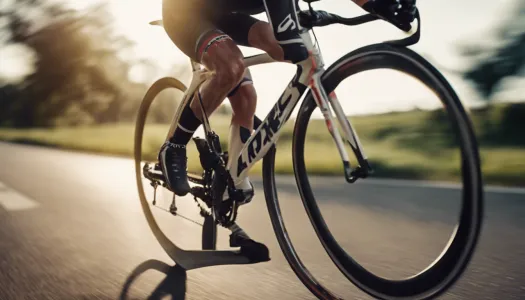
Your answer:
[263,43,483,300]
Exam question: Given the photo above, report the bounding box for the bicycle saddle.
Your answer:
[149,20,164,27]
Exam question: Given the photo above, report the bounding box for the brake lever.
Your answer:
[299,10,331,28]
[384,8,421,47]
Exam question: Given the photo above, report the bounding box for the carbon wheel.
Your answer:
[263,43,483,300]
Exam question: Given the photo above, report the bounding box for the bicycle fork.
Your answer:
[308,62,372,182]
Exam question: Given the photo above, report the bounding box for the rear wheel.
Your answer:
[263,43,483,299]
[134,77,217,253]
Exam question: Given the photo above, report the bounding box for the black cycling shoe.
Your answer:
[230,228,270,262]
[363,0,417,32]
[158,141,191,196]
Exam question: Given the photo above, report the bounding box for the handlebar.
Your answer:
[298,10,379,28]
[298,9,421,47]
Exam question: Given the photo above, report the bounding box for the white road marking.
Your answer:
[0,181,40,211]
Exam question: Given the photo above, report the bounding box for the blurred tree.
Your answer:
[421,1,525,147]
[0,84,20,126]
[0,0,155,127]
[460,0,525,98]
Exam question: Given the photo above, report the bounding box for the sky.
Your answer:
[1,0,524,117]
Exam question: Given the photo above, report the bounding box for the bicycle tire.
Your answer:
[134,77,217,252]
[262,43,483,300]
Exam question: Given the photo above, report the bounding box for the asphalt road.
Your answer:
[0,142,524,300]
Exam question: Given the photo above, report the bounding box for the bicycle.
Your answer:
[134,2,484,300]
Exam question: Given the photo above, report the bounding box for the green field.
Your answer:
[1,103,524,186]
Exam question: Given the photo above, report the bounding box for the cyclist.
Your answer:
[159,0,416,201]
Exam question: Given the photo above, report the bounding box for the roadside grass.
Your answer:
[1,105,524,186]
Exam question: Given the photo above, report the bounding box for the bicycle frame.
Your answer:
[169,28,370,185]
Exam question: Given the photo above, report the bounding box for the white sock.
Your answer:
[223,122,252,200]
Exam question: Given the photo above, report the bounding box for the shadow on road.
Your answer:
[120,259,187,300]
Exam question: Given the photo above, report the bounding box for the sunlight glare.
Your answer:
[0,43,35,82]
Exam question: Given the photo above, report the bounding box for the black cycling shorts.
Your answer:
[162,0,266,62]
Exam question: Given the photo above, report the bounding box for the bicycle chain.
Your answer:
[193,195,212,218]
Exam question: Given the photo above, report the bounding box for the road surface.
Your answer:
[0,142,524,299]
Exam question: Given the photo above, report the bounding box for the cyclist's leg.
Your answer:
[214,13,283,197]
[247,21,284,61]
[262,0,309,63]
[224,69,256,195]
[217,12,284,61]
[163,4,245,140]
[160,0,246,195]
[201,13,257,198]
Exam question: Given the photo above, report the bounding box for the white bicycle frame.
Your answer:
[167,29,369,183]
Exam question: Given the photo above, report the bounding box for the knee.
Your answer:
[216,57,245,89]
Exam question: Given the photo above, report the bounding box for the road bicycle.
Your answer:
[134,2,484,299]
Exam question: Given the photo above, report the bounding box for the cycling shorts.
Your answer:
[162,0,266,62]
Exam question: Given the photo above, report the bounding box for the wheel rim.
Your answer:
[262,146,344,300]
[291,47,483,299]
[134,77,189,263]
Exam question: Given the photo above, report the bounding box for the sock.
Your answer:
[223,123,252,200]
[170,97,202,145]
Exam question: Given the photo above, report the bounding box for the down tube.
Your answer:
[234,62,313,181]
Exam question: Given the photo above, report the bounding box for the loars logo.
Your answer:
[237,79,305,177]
[277,14,297,33]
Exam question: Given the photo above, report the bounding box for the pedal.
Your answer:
[230,233,270,262]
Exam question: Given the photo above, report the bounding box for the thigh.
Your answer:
[213,12,261,47]
[162,0,217,62]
